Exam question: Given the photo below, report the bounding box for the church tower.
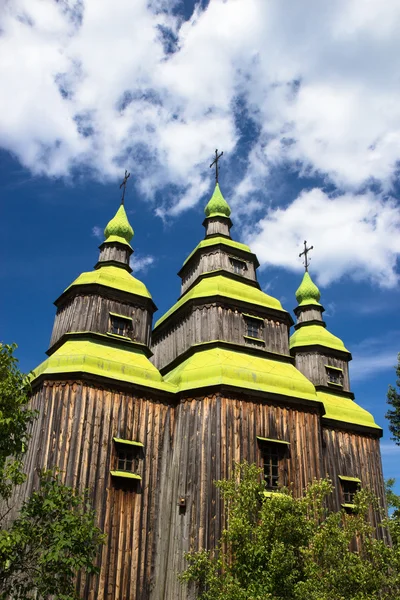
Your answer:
[13,165,387,600]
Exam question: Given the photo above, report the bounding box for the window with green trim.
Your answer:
[245,317,263,339]
[258,440,289,491]
[326,366,343,386]
[340,479,360,505]
[110,314,131,337]
[230,257,247,275]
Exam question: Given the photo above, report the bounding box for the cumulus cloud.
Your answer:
[246,188,400,287]
[1,0,400,284]
[131,254,155,274]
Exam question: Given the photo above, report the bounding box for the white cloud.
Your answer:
[1,0,400,284]
[92,225,102,239]
[350,331,399,381]
[245,188,400,288]
[131,254,155,274]
[380,443,400,456]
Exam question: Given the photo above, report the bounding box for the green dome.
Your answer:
[104,205,134,243]
[290,324,350,354]
[204,184,231,218]
[295,272,321,307]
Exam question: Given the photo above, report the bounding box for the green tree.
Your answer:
[386,352,400,445]
[0,344,105,599]
[0,344,36,505]
[181,462,400,600]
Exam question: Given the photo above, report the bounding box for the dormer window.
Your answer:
[325,365,343,387]
[109,312,132,338]
[111,438,143,484]
[230,257,247,275]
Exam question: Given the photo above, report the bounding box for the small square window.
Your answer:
[246,318,262,339]
[110,315,130,337]
[230,257,247,275]
[116,448,139,473]
[339,477,360,506]
[326,366,343,386]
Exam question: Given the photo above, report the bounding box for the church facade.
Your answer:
[19,182,385,599]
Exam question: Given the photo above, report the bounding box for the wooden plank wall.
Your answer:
[152,305,290,370]
[9,381,175,600]
[50,295,152,348]
[151,393,323,600]
[181,249,256,294]
[294,352,350,391]
[296,308,324,323]
[204,218,230,237]
[322,427,388,542]
[98,245,130,265]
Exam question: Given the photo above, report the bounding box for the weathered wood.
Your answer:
[294,351,350,391]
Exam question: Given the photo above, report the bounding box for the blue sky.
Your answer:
[1,0,400,490]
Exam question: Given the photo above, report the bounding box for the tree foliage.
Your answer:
[181,462,400,600]
[0,344,105,599]
[0,344,36,504]
[386,352,400,445]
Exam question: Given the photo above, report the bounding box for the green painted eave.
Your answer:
[204,183,231,218]
[317,390,382,431]
[163,345,320,402]
[155,274,286,329]
[102,235,133,250]
[65,265,152,300]
[104,204,134,243]
[182,237,252,267]
[31,338,175,393]
[110,471,141,480]
[295,272,322,307]
[290,324,350,354]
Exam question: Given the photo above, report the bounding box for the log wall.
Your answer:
[294,351,350,391]
[181,249,256,294]
[50,294,152,349]
[322,426,388,542]
[152,305,290,370]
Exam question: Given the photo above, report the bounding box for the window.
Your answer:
[257,437,290,491]
[109,313,132,337]
[325,365,343,386]
[230,257,247,275]
[339,476,361,506]
[245,317,263,339]
[263,445,280,490]
[111,438,143,483]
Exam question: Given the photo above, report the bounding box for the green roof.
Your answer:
[65,265,152,299]
[154,274,286,328]
[102,234,132,250]
[163,345,320,402]
[32,338,175,393]
[317,390,381,431]
[295,272,321,307]
[183,236,252,267]
[104,204,134,244]
[290,324,350,354]
[204,183,231,218]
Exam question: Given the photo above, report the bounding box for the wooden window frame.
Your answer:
[325,365,343,387]
[245,316,263,340]
[338,475,361,508]
[109,313,133,338]
[257,437,290,492]
[111,438,143,482]
[229,257,247,275]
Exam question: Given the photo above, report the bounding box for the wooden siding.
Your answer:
[98,245,131,266]
[204,218,231,237]
[294,352,350,391]
[181,249,256,294]
[322,426,388,542]
[50,294,152,349]
[8,381,386,599]
[151,305,290,370]
[296,307,324,323]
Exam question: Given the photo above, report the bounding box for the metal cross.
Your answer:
[119,170,131,205]
[210,149,224,183]
[299,240,314,272]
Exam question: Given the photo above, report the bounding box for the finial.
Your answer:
[120,170,130,206]
[299,240,313,272]
[210,149,223,183]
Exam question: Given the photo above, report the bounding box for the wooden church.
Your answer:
[16,169,386,599]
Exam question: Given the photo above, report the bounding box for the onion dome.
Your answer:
[204,184,231,218]
[104,204,134,244]
[295,272,321,307]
